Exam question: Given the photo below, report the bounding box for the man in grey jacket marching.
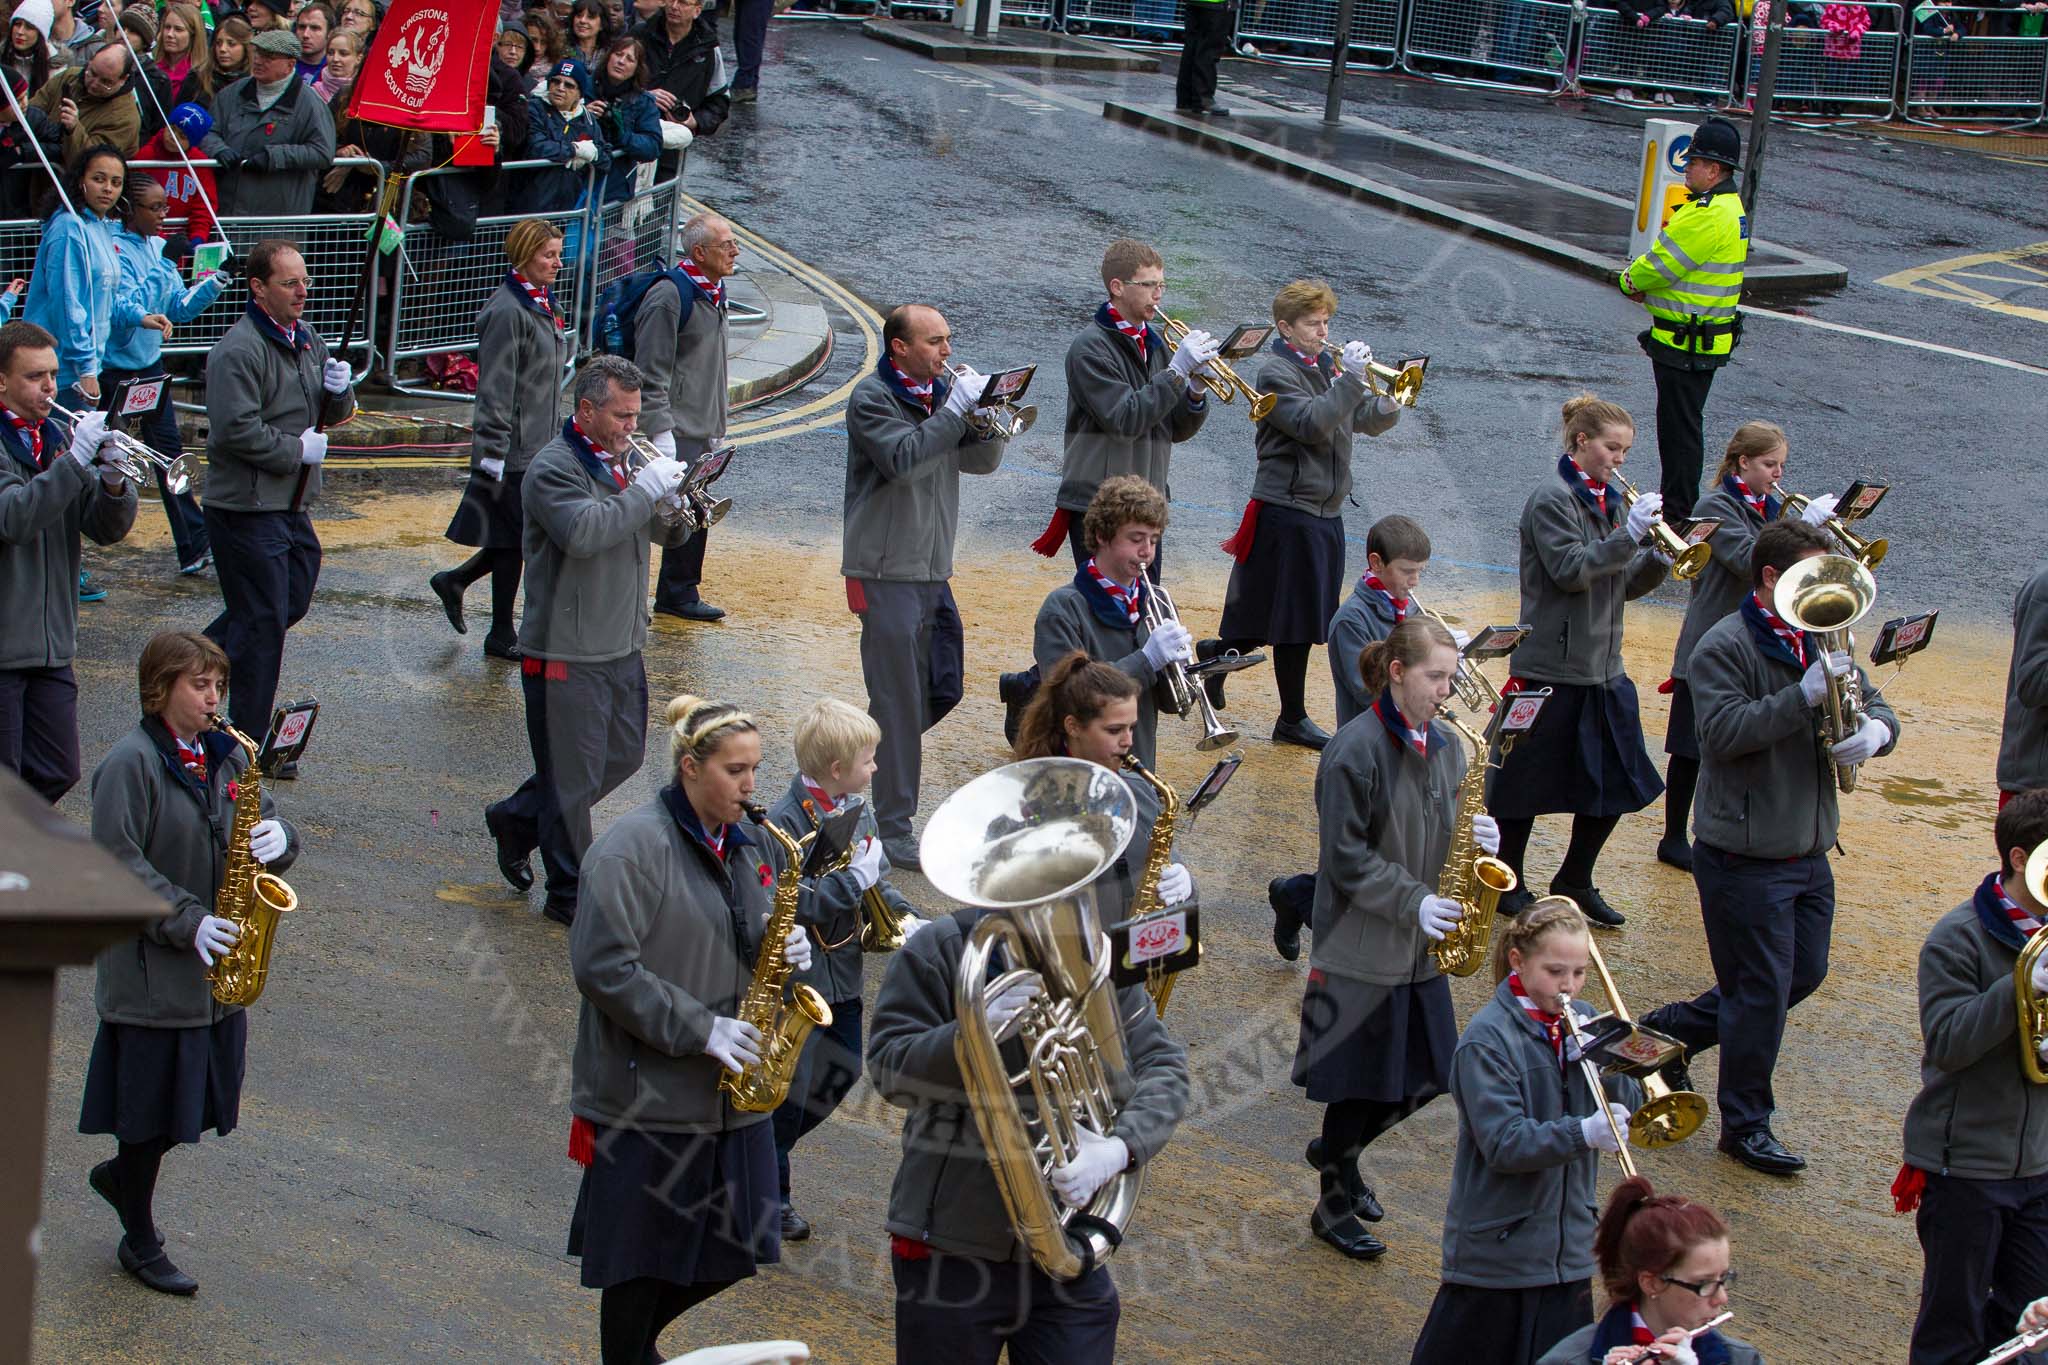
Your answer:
[841,304,1004,870]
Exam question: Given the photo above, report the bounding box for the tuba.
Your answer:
[718,806,833,1113]
[2016,842,2048,1084]
[1141,579,1238,752]
[922,757,1144,1282]
[1428,710,1518,978]
[1773,553,1878,794]
[207,720,298,1007]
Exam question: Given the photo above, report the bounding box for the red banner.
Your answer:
[345,0,496,133]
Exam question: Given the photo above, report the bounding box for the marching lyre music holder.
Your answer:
[1108,753,1240,992]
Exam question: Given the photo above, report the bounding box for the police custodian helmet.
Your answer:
[1689,117,1743,169]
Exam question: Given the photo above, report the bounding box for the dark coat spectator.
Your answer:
[199,31,337,215]
[521,56,607,213]
[586,36,661,203]
[0,81,60,219]
[631,0,728,141]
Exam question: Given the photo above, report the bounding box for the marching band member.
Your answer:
[1487,395,1670,930]
[1410,901,1641,1365]
[566,694,808,1365]
[1028,474,1186,768]
[1898,789,2048,1364]
[484,356,692,925]
[766,697,929,1243]
[0,319,134,802]
[1295,617,1498,1262]
[80,630,299,1296]
[642,210,737,624]
[1033,237,1211,576]
[201,238,356,765]
[868,658,1190,1362]
[1215,278,1400,752]
[1536,1177,1760,1365]
[1640,521,1899,1176]
[431,218,574,663]
[841,303,1005,871]
[2001,559,2048,809]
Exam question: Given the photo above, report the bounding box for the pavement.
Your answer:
[862,17,1160,70]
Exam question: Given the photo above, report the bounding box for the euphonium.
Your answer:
[1772,553,1878,794]
[1158,314,1276,420]
[922,757,1143,1282]
[2016,841,2048,1084]
[1613,472,1713,580]
[1119,753,1190,1015]
[1140,579,1237,752]
[207,720,298,1007]
[1428,710,1517,978]
[718,805,833,1113]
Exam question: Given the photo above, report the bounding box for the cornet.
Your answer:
[1140,579,1238,752]
[51,402,191,495]
[1317,342,1429,407]
[950,365,1036,439]
[1771,480,1887,568]
[622,435,733,532]
[1613,473,1712,580]
[1158,314,1275,420]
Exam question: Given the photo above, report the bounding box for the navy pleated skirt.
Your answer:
[1663,679,1699,760]
[567,1119,781,1290]
[1293,968,1456,1106]
[1489,678,1664,819]
[79,1013,247,1146]
[445,469,525,549]
[1219,503,1346,646]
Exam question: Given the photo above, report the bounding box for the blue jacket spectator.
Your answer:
[106,224,226,371]
[523,56,608,214]
[23,146,125,403]
[588,37,662,204]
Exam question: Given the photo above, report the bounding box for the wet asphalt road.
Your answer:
[31,19,2048,1364]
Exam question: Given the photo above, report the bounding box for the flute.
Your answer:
[1623,1312,1734,1361]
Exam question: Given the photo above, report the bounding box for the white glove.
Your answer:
[942,367,986,418]
[1471,813,1500,856]
[1417,894,1464,941]
[630,454,684,500]
[299,428,328,466]
[703,1015,763,1071]
[322,358,352,394]
[1141,619,1194,672]
[848,835,884,893]
[1158,862,1192,907]
[899,915,933,943]
[2024,1296,2048,1334]
[1050,1125,1129,1209]
[1799,649,1852,707]
[1168,329,1220,380]
[782,924,813,973]
[1450,627,1473,652]
[1625,491,1663,543]
[648,430,677,459]
[1798,492,1839,527]
[570,139,599,166]
[66,411,108,470]
[2031,951,2048,996]
[193,914,241,967]
[248,818,288,864]
[985,976,1042,1034]
[478,456,505,481]
[1580,1102,1632,1153]
[1829,715,1891,766]
[1340,340,1372,373]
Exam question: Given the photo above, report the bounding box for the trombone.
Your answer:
[51,402,191,496]
[1318,342,1429,407]
[1158,313,1275,420]
[1771,480,1888,569]
[1613,472,1712,580]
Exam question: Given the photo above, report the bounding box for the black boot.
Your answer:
[1310,1167,1386,1260]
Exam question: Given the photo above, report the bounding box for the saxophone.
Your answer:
[208,721,299,1007]
[1428,710,1518,978]
[1120,753,1192,1015]
[718,804,833,1113]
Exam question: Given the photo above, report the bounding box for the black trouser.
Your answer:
[102,364,207,568]
[203,507,321,739]
[771,998,863,1199]
[1651,359,1718,523]
[653,528,709,611]
[1910,1170,2048,1365]
[731,0,772,87]
[0,664,79,803]
[1176,0,1235,110]
[1641,842,1834,1135]
[893,1251,1120,1365]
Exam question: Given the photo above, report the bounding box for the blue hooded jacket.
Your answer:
[107,225,227,371]
[24,206,120,391]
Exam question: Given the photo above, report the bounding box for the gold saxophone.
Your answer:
[207,721,299,1007]
[1119,753,1191,1015]
[718,804,833,1113]
[1428,711,1518,978]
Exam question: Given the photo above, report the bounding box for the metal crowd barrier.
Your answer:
[1399,0,1576,89]
[1902,10,2048,124]
[1578,9,1744,101]
[1739,4,1905,118]
[1236,0,1402,65]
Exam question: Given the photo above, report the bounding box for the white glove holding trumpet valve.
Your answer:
[1168,329,1221,382]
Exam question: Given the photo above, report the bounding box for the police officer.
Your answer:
[1618,116,1749,524]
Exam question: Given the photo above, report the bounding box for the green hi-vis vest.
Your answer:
[1619,187,1749,360]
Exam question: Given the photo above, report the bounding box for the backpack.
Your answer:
[590,266,693,360]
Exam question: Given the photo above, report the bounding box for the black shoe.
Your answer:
[1553,883,1625,928]
[483,635,523,663]
[484,806,533,892]
[999,669,1035,749]
[1203,104,1231,116]
[1656,836,1695,872]
[656,600,727,622]
[1174,103,1205,114]
[883,838,921,873]
[780,1202,811,1241]
[429,570,467,635]
[1662,1051,1697,1099]
[1268,877,1302,961]
[1498,886,1536,919]
[1310,1172,1388,1260]
[1719,1128,1805,1175]
[118,1237,197,1295]
[1304,1139,1382,1220]
[1272,716,1332,750]
[541,897,576,927]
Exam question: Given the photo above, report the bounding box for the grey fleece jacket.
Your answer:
[1999,561,2048,795]
[1246,348,1399,518]
[867,909,1189,1261]
[1511,475,1669,686]
[1440,979,1640,1290]
[569,796,777,1134]
[1902,897,2048,1181]
[0,427,136,671]
[1688,609,1900,859]
[764,775,921,1006]
[202,311,357,512]
[1032,579,1161,770]
[1326,576,1399,731]
[632,277,729,444]
[1669,484,1766,682]
[841,370,1005,583]
[518,430,694,662]
[1309,704,1465,987]
[1056,319,1205,513]
[89,721,300,1029]
[471,284,571,475]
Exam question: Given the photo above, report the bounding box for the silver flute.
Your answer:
[1622,1312,1734,1361]
[51,402,191,496]
[1975,1322,2048,1365]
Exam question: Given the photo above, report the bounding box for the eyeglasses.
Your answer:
[1121,279,1166,292]
[1661,1271,1738,1297]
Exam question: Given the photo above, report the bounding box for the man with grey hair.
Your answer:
[484,355,694,925]
[637,210,736,623]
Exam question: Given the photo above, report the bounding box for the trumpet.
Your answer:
[1771,480,1887,568]
[1613,472,1712,580]
[1772,553,1877,793]
[950,365,1037,439]
[622,435,732,532]
[1158,314,1275,420]
[1317,342,1429,407]
[1139,579,1237,752]
[51,402,191,496]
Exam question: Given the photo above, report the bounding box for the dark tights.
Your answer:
[449,548,522,642]
[1320,1097,1425,1163]
[1493,812,1623,892]
[1663,755,1698,843]
[1223,638,1313,723]
[599,1277,731,1365]
[113,1136,174,1247]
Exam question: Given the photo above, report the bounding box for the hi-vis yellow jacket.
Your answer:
[1619,187,1749,365]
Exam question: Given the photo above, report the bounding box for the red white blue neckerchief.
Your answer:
[247,298,310,354]
[1566,454,1609,518]
[1283,340,1320,370]
[1363,573,1407,623]
[706,824,728,858]
[1508,972,1565,1062]
[1748,591,1807,667]
[1727,474,1774,521]
[569,417,625,489]
[176,738,207,782]
[890,363,933,414]
[1629,1307,1657,1348]
[1084,557,1141,627]
[678,257,725,309]
[1372,689,1429,756]
[509,270,562,331]
[801,778,836,814]
[1104,303,1148,359]
[1991,871,2042,939]
[2,406,44,468]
